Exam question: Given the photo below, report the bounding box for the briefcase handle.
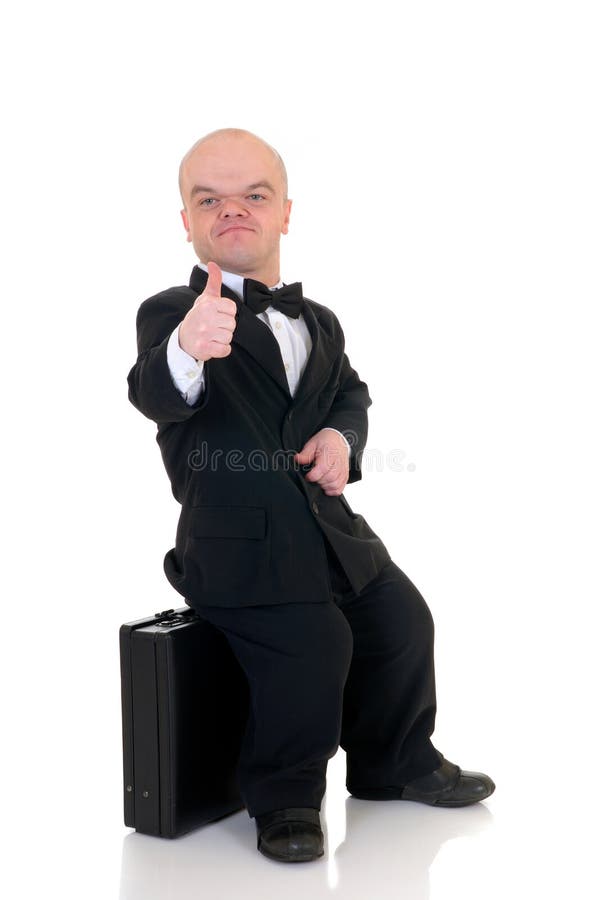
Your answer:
[152,608,199,628]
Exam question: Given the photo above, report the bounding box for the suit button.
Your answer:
[311,501,319,515]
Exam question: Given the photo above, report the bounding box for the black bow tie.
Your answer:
[243,278,304,318]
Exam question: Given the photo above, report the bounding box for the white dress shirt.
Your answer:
[166,263,351,456]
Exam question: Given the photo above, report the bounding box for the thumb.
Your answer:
[204,261,223,297]
[295,439,317,463]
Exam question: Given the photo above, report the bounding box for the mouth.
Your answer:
[217,225,255,237]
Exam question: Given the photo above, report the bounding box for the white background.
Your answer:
[2,1,601,897]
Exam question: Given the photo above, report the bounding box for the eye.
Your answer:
[248,193,265,201]
[198,197,217,207]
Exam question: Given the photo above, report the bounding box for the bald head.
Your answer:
[178,128,288,209]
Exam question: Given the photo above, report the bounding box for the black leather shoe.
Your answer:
[400,757,496,807]
[349,757,495,807]
[255,807,324,862]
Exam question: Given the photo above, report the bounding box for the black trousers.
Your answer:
[193,538,442,819]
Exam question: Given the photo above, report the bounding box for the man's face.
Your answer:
[180,134,292,284]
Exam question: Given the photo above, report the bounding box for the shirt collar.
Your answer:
[195,262,283,300]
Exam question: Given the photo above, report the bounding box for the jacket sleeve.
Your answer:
[318,319,372,484]
[127,293,211,424]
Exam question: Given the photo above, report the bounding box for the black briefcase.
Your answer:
[119,605,249,838]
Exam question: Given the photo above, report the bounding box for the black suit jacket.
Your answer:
[127,265,391,607]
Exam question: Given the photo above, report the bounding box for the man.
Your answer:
[127,128,495,864]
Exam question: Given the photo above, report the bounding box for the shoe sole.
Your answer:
[350,784,496,807]
[402,782,496,807]
[258,844,324,863]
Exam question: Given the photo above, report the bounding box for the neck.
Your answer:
[231,266,280,286]
[201,257,280,287]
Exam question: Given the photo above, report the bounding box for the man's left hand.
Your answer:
[294,429,350,496]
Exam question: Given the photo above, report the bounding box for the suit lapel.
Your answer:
[289,299,337,406]
[188,265,338,406]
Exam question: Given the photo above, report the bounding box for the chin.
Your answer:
[218,253,258,276]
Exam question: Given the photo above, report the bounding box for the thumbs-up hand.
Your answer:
[178,261,238,361]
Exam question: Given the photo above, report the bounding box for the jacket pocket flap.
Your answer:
[190,505,267,540]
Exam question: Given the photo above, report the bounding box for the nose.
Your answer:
[220,197,248,217]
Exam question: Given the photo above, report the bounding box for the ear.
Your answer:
[180,208,192,243]
[281,198,292,235]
